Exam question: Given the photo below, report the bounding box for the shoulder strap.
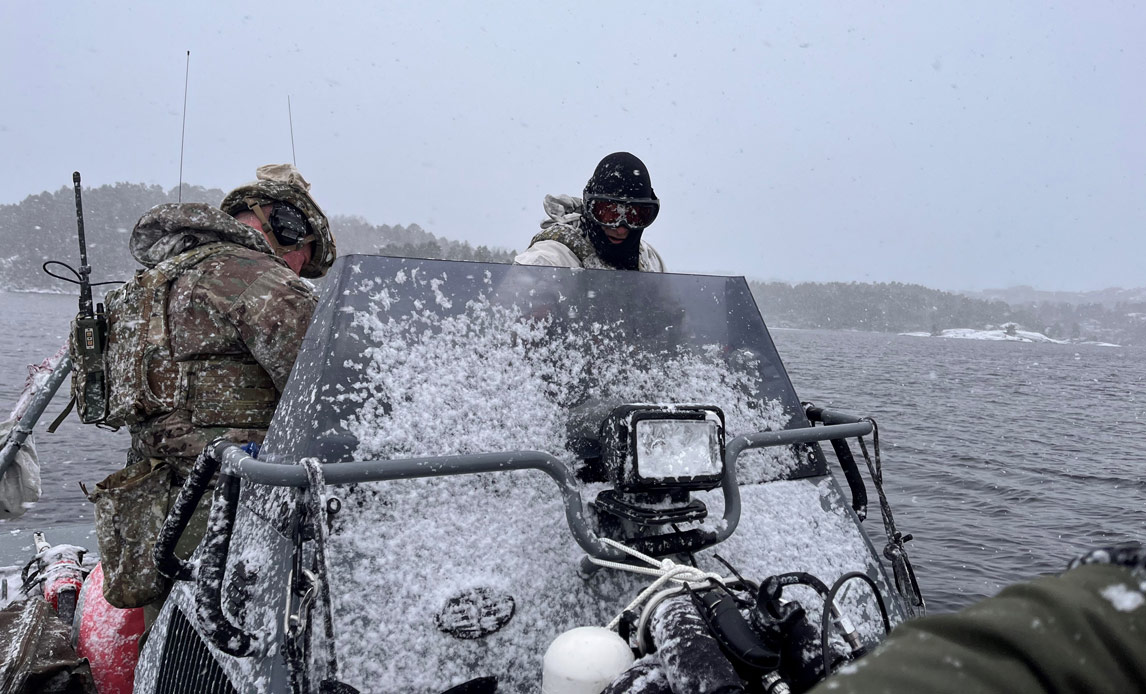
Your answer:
[46,396,76,433]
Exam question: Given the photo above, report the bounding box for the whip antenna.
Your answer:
[178,50,190,202]
[288,95,297,166]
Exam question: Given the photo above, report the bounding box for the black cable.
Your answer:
[672,523,699,568]
[41,260,124,287]
[856,420,901,570]
[769,570,831,597]
[710,553,758,607]
[857,417,882,483]
[712,552,746,583]
[820,571,891,680]
[19,558,41,596]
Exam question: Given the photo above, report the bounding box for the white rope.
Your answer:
[588,538,731,630]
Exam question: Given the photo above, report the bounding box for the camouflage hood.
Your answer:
[539,194,586,230]
[129,203,276,269]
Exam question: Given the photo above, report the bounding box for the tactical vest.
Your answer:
[529,225,612,270]
[101,243,279,429]
[529,224,662,271]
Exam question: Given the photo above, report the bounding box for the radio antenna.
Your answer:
[178,50,191,202]
[288,95,297,166]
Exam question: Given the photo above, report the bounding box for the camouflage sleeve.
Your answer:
[810,563,1146,694]
[224,263,317,393]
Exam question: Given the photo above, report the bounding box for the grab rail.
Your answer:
[158,421,874,657]
[0,352,72,481]
[805,407,871,521]
[221,420,872,564]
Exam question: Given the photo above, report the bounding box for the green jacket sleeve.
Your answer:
[810,564,1146,694]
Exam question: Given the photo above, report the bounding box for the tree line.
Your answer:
[749,281,1146,346]
[2,182,1141,345]
[0,182,514,293]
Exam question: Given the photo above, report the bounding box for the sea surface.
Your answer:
[1,290,1144,614]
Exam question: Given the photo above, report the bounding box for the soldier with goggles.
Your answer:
[515,152,666,272]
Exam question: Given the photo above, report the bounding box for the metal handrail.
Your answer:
[170,420,878,657]
[216,421,872,563]
[0,353,73,480]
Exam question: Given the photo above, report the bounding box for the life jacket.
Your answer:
[100,243,278,429]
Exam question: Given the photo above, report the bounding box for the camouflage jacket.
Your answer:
[122,203,317,466]
[809,561,1146,694]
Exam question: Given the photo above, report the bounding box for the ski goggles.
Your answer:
[584,196,660,229]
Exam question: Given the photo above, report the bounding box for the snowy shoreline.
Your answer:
[900,326,1120,347]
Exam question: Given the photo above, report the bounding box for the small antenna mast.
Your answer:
[178,50,191,202]
[288,95,297,166]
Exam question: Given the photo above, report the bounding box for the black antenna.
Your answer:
[72,172,93,318]
[178,50,190,202]
[288,95,297,166]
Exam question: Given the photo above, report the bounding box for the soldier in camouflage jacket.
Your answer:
[121,164,334,469]
[121,203,319,467]
[807,544,1146,694]
[86,166,334,617]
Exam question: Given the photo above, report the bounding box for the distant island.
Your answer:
[749,282,1145,347]
[2,181,1144,347]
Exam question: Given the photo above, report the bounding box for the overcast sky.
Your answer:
[2,2,1142,292]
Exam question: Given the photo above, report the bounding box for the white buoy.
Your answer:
[541,626,635,694]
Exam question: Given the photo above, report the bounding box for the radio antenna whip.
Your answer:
[178,50,191,202]
[288,95,297,166]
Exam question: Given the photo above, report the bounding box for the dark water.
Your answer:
[2,291,1144,614]
[773,327,1146,614]
[0,291,131,529]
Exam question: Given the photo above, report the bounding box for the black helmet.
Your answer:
[584,151,658,202]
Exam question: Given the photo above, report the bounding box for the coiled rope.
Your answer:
[587,538,731,630]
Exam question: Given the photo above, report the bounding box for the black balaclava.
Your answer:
[582,152,657,270]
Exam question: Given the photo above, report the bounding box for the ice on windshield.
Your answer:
[252,257,890,692]
[265,256,818,483]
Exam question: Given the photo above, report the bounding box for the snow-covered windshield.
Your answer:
[264,255,818,478]
[251,257,891,693]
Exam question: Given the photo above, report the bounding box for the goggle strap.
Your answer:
[245,198,274,235]
[586,195,659,206]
